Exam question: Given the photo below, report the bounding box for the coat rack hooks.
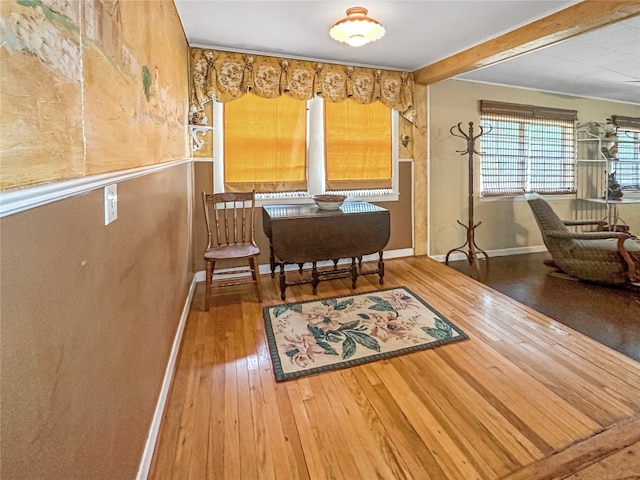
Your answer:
[445,121,490,278]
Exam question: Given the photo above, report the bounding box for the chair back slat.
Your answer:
[240,202,246,244]
[215,201,223,246]
[227,205,233,245]
[202,191,213,248]
[202,191,256,248]
[233,203,239,244]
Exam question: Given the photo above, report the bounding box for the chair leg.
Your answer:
[250,256,262,302]
[204,260,214,311]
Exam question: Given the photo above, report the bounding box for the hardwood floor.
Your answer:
[149,256,640,480]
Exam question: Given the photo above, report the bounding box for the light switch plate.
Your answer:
[104,184,118,225]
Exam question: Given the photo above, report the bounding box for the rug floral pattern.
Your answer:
[263,286,468,381]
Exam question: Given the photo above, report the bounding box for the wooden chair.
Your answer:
[202,191,262,310]
[525,193,639,286]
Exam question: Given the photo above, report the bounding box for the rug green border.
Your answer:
[262,286,469,382]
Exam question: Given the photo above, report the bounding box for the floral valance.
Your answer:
[190,48,417,126]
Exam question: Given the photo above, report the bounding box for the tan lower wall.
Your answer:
[193,161,215,272]
[376,160,414,251]
[0,163,193,479]
[191,161,414,274]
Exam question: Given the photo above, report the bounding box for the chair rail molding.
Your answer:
[0,159,191,218]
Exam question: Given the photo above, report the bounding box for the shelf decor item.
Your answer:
[189,108,208,126]
[605,172,623,200]
[581,120,618,142]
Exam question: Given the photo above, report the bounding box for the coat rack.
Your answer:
[445,122,489,278]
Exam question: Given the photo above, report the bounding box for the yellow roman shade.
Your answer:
[325,101,392,190]
[224,94,307,192]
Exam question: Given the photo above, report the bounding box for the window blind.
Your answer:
[612,116,640,192]
[223,94,307,193]
[324,101,392,191]
[480,101,577,196]
[611,115,640,131]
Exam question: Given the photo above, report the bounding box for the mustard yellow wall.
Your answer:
[193,101,214,158]
[429,79,640,257]
[0,0,188,190]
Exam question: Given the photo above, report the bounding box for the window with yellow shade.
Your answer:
[325,100,392,191]
[224,94,307,193]
[214,94,398,198]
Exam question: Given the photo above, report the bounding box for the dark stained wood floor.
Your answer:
[447,252,640,362]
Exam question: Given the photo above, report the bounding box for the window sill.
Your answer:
[479,194,574,203]
[257,193,399,206]
[621,192,640,199]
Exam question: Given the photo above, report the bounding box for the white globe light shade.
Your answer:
[329,7,385,47]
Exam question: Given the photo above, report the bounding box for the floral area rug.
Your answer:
[262,286,468,381]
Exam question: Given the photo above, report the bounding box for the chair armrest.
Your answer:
[545,230,630,241]
[617,237,639,282]
[562,219,606,227]
[546,230,638,282]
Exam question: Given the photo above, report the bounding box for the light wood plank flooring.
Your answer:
[149,256,640,479]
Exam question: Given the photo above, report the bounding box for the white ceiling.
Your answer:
[174,1,640,105]
[458,14,640,104]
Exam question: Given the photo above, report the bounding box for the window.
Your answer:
[325,101,392,191]
[213,95,398,197]
[479,100,577,197]
[612,115,640,193]
[223,94,307,193]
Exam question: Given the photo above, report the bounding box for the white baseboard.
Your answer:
[430,245,548,263]
[136,274,198,480]
[194,247,415,281]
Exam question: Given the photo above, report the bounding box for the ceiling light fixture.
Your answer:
[329,6,385,47]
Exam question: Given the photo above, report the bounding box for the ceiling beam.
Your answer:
[413,1,640,85]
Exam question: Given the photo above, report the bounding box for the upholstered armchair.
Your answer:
[525,193,639,285]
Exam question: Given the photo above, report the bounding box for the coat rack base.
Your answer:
[445,220,489,278]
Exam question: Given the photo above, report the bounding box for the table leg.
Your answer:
[279,262,286,300]
[378,251,385,285]
[269,242,276,278]
[312,262,319,294]
[351,257,358,289]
